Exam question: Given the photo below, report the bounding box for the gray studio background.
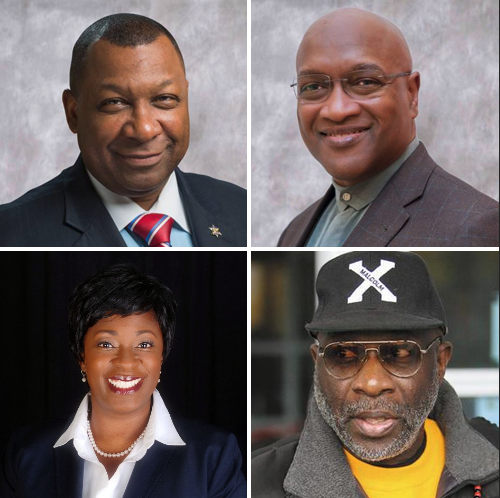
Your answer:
[0,0,246,204]
[251,0,500,247]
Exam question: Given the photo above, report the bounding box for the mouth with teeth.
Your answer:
[107,376,144,395]
[352,416,399,438]
[320,127,371,147]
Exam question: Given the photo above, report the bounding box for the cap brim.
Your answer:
[305,310,447,335]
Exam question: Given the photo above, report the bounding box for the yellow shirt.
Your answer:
[345,419,445,498]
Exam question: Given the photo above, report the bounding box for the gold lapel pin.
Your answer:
[209,225,222,238]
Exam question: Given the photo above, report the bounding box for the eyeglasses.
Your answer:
[291,70,413,104]
[317,336,442,379]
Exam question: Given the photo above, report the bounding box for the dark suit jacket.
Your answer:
[0,156,246,247]
[0,414,246,498]
[278,143,499,247]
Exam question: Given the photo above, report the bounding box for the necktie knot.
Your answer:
[127,213,175,247]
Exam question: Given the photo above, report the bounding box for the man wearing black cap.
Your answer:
[252,251,499,498]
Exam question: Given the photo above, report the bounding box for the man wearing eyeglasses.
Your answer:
[278,8,498,247]
[252,251,499,498]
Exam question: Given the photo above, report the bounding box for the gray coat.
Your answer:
[252,381,499,498]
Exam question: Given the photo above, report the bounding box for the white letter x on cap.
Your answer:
[347,259,397,304]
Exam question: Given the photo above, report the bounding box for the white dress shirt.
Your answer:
[54,390,185,498]
[87,169,193,247]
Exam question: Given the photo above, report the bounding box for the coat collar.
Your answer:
[344,142,436,247]
[175,168,240,247]
[63,155,126,247]
[55,442,84,498]
[123,442,177,498]
[283,380,499,498]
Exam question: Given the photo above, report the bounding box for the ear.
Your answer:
[408,71,420,119]
[436,340,452,382]
[310,342,318,363]
[79,355,86,373]
[62,89,78,134]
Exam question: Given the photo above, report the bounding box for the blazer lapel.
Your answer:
[63,156,126,247]
[175,168,239,247]
[344,142,435,247]
[55,443,84,498]
[123,443,176,498]
[279,186,335,247]
[343,182,409,246]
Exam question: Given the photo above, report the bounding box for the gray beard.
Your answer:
[313,364,440,462]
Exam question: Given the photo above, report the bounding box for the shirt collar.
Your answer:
[87,169,191,234]
[333,136,420,211]
[54,390,185,463]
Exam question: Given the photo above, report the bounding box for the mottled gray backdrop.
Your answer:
[0,0,246,204]
[251,0,499,246]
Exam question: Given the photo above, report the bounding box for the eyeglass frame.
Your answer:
[316,335,443,379]
[290,70,413,104]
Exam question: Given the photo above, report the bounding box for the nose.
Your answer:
[318,82,362,122]
[112,346,140,369]
[350,350,395,397]
[122,104,162,143]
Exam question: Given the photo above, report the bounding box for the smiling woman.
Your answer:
[0,263,246,498]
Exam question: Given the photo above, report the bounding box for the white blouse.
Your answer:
[53,390,185,498]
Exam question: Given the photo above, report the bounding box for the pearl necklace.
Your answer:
[87,419,147,458]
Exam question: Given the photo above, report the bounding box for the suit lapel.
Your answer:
[343,183,409,246]
[344,142,436,247]
[63,156,126,247]
[55,443,84,498]
[176,168,239,247]
[280,186,335,247]
[123,443,176,498]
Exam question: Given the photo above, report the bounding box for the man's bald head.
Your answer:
[295,8,420,186]
[298,8,413,74]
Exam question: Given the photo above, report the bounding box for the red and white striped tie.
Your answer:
[127,213,175,247]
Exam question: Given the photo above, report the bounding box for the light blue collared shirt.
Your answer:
[87,170,193,247]
[307,137,420,247]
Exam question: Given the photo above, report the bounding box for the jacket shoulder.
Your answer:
[4,414,72,457]
[251,435,299,496]
[424,165,499,246]
[430,165,499,209]
[0,167,71,212]
[173,417,237,447]
[0,168,72,246]
[278,197,324,247]
[179,171,246,203]
[468,417,499,449]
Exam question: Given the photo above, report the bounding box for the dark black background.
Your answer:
[0,251,247,474]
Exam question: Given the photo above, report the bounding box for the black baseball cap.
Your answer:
[306,251,448,336]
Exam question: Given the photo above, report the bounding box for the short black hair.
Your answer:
[69,13,185,95]
[68,263,177,363]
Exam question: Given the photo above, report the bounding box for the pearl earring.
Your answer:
[158,371,161,383]
[81,370,87,382]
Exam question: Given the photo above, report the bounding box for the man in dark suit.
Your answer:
[279,8,498,247]
[0,13,246,247]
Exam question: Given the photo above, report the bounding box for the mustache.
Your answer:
[338,399,411,421]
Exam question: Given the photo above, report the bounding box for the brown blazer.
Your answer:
[278,143,499,247]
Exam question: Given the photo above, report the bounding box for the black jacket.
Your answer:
[0,156,247,247]
[1,415,246,498]
[252,381,499,498]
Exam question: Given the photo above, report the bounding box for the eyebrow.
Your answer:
[298,62,386,77]
[97,79,175,94]
[92,329,159,338]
